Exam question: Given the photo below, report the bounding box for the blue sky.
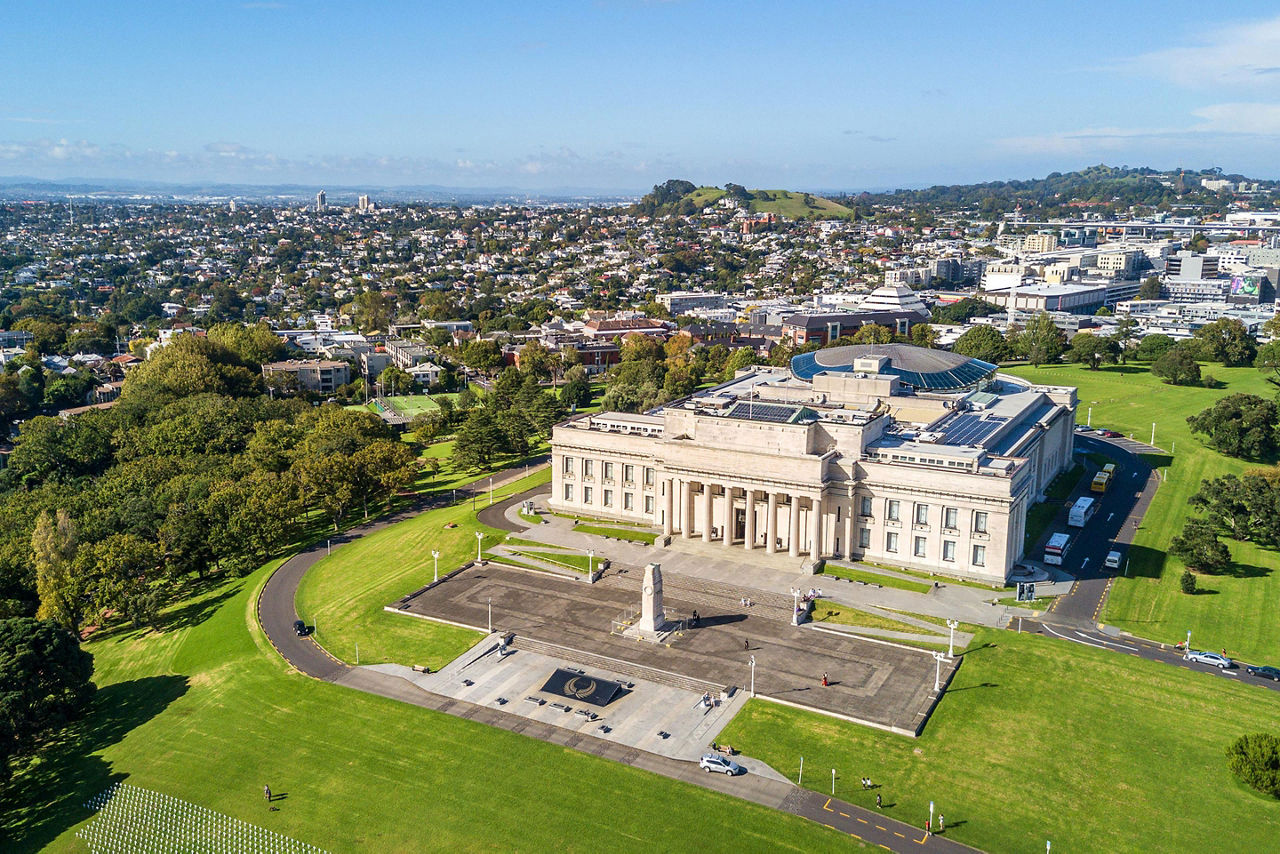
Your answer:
[5,1,1280,191]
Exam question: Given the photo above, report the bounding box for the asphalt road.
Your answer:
[1039,433,1160,626]
[1021,619,1280,695]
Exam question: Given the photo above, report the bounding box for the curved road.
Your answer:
[257,463,976,854]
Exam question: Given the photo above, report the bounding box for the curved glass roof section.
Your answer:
[790,344,998,391]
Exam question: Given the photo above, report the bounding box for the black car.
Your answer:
[1246,664,1280,681]
[293,619,309,637]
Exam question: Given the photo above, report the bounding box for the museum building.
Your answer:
[548,344,1076,583]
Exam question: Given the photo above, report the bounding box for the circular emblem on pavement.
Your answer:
[563,676,597,699]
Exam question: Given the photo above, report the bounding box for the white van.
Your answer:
[1104,550,1122,570]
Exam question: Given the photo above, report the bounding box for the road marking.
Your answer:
[1044,623,1109,649]
[1081,557,1090,569]
[839,811,850,817]
[858,817,869,824]
[876,825,888,831]
[1107,512,1114,522]
[822,798,833,812]
[823,823,836,829]
[895,831,906,838]
[914,834,930,844]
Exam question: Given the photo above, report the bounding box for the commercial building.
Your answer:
[981,282,1108,314]
[657,291,728,315]
[262,359,350,394]
[549,344,1076,584]
[1165,251,1219,280]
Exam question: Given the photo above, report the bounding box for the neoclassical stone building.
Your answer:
[549,344,1076,584]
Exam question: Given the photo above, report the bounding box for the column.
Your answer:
[662,478,674,537]
[788,495,801,558]
[843,511,854,559]
[766,492,778,555]
[721,486,734,548]
[809,493,823,558]
[743,489,756,551]
[681,481,693,539]
[701,485,713,543]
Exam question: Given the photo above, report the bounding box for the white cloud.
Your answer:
[1190,102,1280,135]
[1124,15,1280,89]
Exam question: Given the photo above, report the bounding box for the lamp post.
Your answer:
[487,596,492,633]
[489,475,494,505]
[431,549,440,583]
[588,549,594,576]
[1186,629,1192,652]
[791,588,800,626]
[929,800,935,835]
[475,531,483,562]
[932,651,948,692]
[947,619,959,658]
[1151,422,1156,446]
[1087,406,1092,427]
[749,655,756,697]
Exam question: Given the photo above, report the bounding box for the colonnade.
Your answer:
[660,477,824,558]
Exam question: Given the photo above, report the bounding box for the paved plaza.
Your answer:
[392,561,954,735]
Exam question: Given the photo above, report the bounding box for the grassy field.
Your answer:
[1006,363,1280,660]
[2,558,859,853]
[818,563,933,594]
[719,627,1280,853]
[296,468,550,667]
[382,393,463,418]
[573,523,659,544]
[684,186,854,219]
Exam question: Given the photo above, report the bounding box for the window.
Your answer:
[623,464,635,483]
[563,484,574,501]
[972,545,986,566]
[942,540,956,562]
[914,503,929,525]
[603,461,614,480]
[858,528,871,549]
[973,511,989,534]
[886,499,900,522]
[886,532,899,553]
[859,496,872,517]
[836,505,842,522]
[944,507,959,529]
[583,487,593,505]
[644,467,654,486]
[603,489,613,507]
[583,459,594,478]
[624,492,634,510]
[644,495,654,514]
[563,456,574,474]
[914,536,927,557]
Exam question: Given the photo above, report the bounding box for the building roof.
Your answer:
[790,343,998,391]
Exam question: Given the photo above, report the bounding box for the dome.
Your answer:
[790,343,998,391]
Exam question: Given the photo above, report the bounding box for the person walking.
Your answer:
[926,818,931,836]
[939,814,945,833]
[744,638,750,650]
[263,785,271,803]
[821,672,829,687]
[875,793,882,809]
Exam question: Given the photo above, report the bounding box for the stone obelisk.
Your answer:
[636,563,665,634]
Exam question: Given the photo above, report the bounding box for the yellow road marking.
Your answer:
[822,798,833,812]
[823,824,836,830]
[895,831,906,838]
[839,811,850,817]
[876,825,887,831]
[858,817,869,824]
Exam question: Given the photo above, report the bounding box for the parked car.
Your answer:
[699,753,742,776]
[1185,650,1233,669]
[1099,429,1123,438]
[1246,664,1280,681]
[293,619,309,637]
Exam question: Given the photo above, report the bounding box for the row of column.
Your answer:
[660,478,823,558]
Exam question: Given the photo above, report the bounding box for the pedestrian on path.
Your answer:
[744,638,750,650]
[821,672,828,687]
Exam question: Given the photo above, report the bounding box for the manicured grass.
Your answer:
[818,563,933,594]
[811,601,937,635]
[508,548,605,573]
[549,511,648,527]
[995,596,1055,611]
[861,561,1000,591]
[296,468,550,667]
[573,523,659,545]
[719,627,1280,854]
[1007,363,1280,660]
[383,393,462,418]
[4,561,858,853]
[517,510,542,524]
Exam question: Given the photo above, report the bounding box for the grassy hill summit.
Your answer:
[632,178,855,219]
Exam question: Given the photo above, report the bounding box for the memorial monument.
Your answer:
[623,563,673,642]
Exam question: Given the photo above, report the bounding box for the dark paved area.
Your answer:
[398,562,951,734]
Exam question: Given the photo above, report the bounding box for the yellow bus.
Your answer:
[1091,472,1110,493]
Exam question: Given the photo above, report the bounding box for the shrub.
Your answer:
[1180,570,1197,595]
[1226,733,1280,797]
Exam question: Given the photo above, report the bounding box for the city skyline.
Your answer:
[6,1,1280,191]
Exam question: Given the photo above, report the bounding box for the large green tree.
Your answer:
[1186,394,1280,460]
[1067,332,1118,370]
[952,325,1009,363]
[1015,312,1067,367]
[1193,318,1257,367]
[1151,343,1201,386]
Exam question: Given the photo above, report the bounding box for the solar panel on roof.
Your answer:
[727,401,798,423]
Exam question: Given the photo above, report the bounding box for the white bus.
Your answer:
[1044,532,1071,565]
[1068,496,1098,528]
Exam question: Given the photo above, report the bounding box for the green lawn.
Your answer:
[573,523,659,545]
[818,563,933,594]
[3,560,858,853]
[296,468,550,667]
[719,627,1280,854]
[1006,363,1280,660]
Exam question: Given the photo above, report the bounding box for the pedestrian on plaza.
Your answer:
[263,785,271,803]
[875,793,882,809]
[821,672,828,687]
[744,638,750,650]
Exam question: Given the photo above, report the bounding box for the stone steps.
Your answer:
[509,635,728,697]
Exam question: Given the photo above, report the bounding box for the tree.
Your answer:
[1194,318,1257,367]
[517,340,556,382]
[1137,276,1162,300]
[351,440,419,517]
[1226,733,1280,798]
[207,322,286,366]
[1255,341,1280,384]
[377,365,414,396]
[78,533,163,629]
[560,375,592,410]
[952,325,1009,363]
[32,511,82,631]
[850,324,893,345]
[117,335,262,412]
[1110,316,1139,364]
[1180,570,1197,595]
[909,323,938,349]
[1186,394,1280,460]
[1151,343,1201,385]
[0,617,95,781]
[1016,312,1066,367]
[452,408,504,471]
[1067,332,1118,370]
[1135,333,1174,362]
[721,347,761,381]
[1169,517,1232,573]
[351,290,393,334]
[460,339,502,376]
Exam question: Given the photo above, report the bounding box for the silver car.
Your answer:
[1185,650,1233,669]
[699,753,742,775]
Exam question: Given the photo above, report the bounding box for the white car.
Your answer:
[699,753,742,775]
[1104,551,1122,570]
[1185,650,1233,669]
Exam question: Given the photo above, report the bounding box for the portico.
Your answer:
[660,475,824,558]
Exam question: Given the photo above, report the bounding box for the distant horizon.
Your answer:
[8,2,1280,189]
